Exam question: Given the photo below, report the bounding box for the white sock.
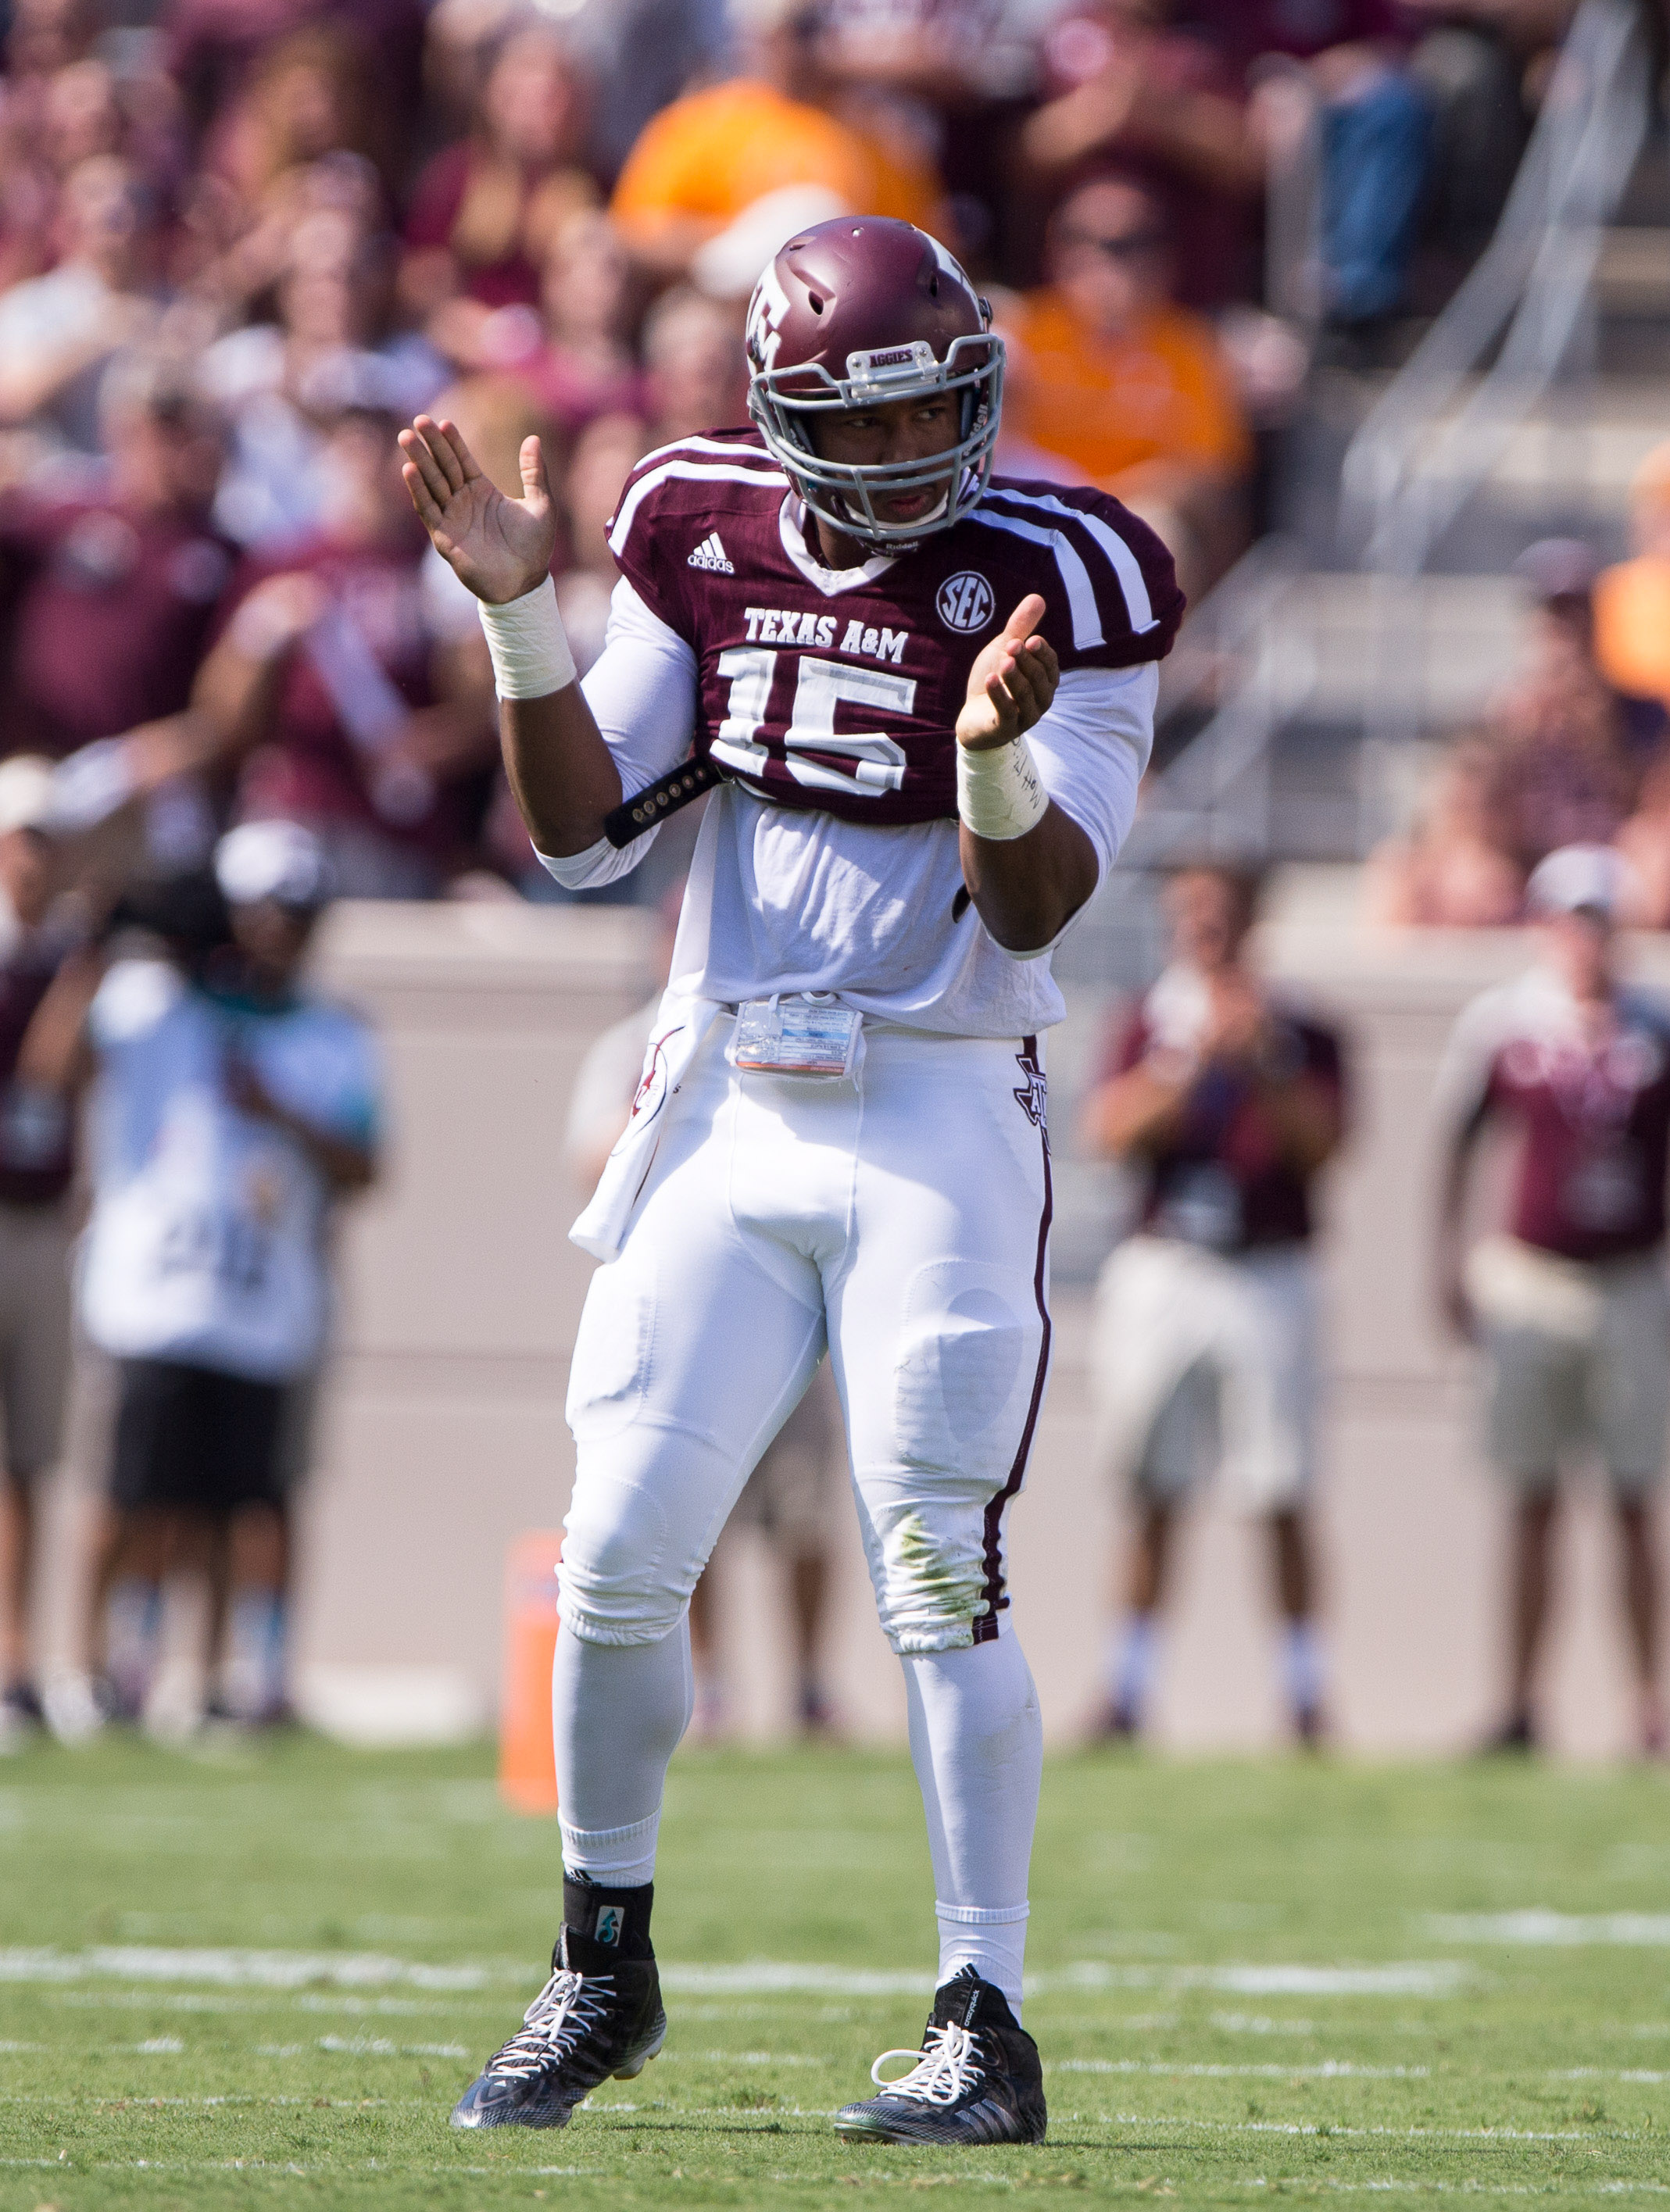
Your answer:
[106,1578,161,1706]
[901,1634,1042,2019]
[1281,1619,1325,1717]
[1107,1612,1158,1717]
[225,1591,286,1716]
[552,1620,693,1886]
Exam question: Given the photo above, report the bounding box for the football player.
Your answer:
[399,216,1182,2146]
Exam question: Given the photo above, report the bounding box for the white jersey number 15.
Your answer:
[713,648,916,799]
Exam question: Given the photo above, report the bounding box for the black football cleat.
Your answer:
[449,1926,666,2129]
[835,1967,1046,2146]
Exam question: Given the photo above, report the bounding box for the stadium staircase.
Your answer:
[1059,0,1668,995]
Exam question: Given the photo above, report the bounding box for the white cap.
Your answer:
[215,820,333,909]
[1525,842,1637,922]
[0,756,61,838]
[691,184,850,299]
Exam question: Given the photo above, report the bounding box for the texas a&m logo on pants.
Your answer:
[936,571,995,634]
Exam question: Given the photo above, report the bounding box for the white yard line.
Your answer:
[0,1946,1469,2001]
[1052,2060,1429,2078]
[0,2158,603,2177]
[1239,2182,1670,2196]
[0,1946,507,1990]
[1425,1911,1670,1947]
[1550,2068,1670,2084]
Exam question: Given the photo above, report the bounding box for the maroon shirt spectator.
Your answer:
[0,362,232,759]
[1439,963,1670,1267]
[1028,5,1264,310]
[1178,0,1411,77]
[460,210,645,441]
[403,20,596,328]
[195,409,497,896]
[1482,575,1640,876]
[225,534,452,849]
[164,0,424,145]
[1107,972,1347,1250]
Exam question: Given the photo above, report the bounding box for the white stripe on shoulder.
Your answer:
[632,433,781,473]
[609,459,789,560]
[982,484,1157,635]
[967,507,1103,651]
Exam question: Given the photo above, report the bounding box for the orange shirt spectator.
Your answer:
[610,0,946,278]
[1007,285,1250,490]
[1594,445,1670,718]
[1003,173,1250,591]
[613,78,939,250]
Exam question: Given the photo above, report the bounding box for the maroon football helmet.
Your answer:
[744,216,1003,552]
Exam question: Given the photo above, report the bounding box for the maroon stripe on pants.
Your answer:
[971,1038,1053,1646]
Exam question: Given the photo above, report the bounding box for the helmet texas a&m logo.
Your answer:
[745,217,1004,553]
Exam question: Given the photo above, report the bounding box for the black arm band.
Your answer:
[603,758,730,849]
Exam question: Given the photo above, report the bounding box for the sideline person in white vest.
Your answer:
[1436,844,1670,1758]
[31,824,381,1738]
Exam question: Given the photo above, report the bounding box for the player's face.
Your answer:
[231,897,317,988]
[1166,870,1249,975]
[808,391,962,528]
[1543,908,1613,1001]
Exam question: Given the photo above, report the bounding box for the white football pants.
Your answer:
[560,1017,1055,1656]
[555,1014,1053,2004]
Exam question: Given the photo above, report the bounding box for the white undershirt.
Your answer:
[542,578,1154,1038]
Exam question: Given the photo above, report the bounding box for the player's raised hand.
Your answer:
[956,592,1060,752]
[397,415,556,606]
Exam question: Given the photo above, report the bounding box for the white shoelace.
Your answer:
[488,1968,616,2081]
[868,2020,982,2107]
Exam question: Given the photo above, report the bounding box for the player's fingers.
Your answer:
[984,667,1021,726]
[519,433,553,510]
[1000,591,1047,644]
[399,458,445,533]
[399,426,454,510]
[431,416,479,490]
[1007,666,1049,726]
[1026,632,1060,683]
[1010,642,1054,705]
[409,415,465,495]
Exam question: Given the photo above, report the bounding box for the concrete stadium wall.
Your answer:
[41,882,1669,1758]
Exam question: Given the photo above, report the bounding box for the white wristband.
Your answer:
[957,734,1050,841]
[477,576,576,699]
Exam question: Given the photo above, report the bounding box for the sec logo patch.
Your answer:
[936,571,995,633]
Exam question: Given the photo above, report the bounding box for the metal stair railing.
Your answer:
[1137,534,1314,865]
[1114,0,1651,893]
[1341,0,1651,759]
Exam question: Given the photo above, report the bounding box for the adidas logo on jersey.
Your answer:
[687,532,734,574]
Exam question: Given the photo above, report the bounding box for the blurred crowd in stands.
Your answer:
[0,0,1601,905]
[1368,448,1670,930]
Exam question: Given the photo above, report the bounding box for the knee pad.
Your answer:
[558,1470,687,1646]
[857,1488,993,1656]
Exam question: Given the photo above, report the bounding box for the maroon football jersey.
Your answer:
[1109,977,1348,1252]
[605,429,1184,829]
[1446,972,1670,1263]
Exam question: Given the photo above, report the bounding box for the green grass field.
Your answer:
[1,1734,1667,2208]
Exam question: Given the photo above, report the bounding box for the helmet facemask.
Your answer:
[747,330,1005,554]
